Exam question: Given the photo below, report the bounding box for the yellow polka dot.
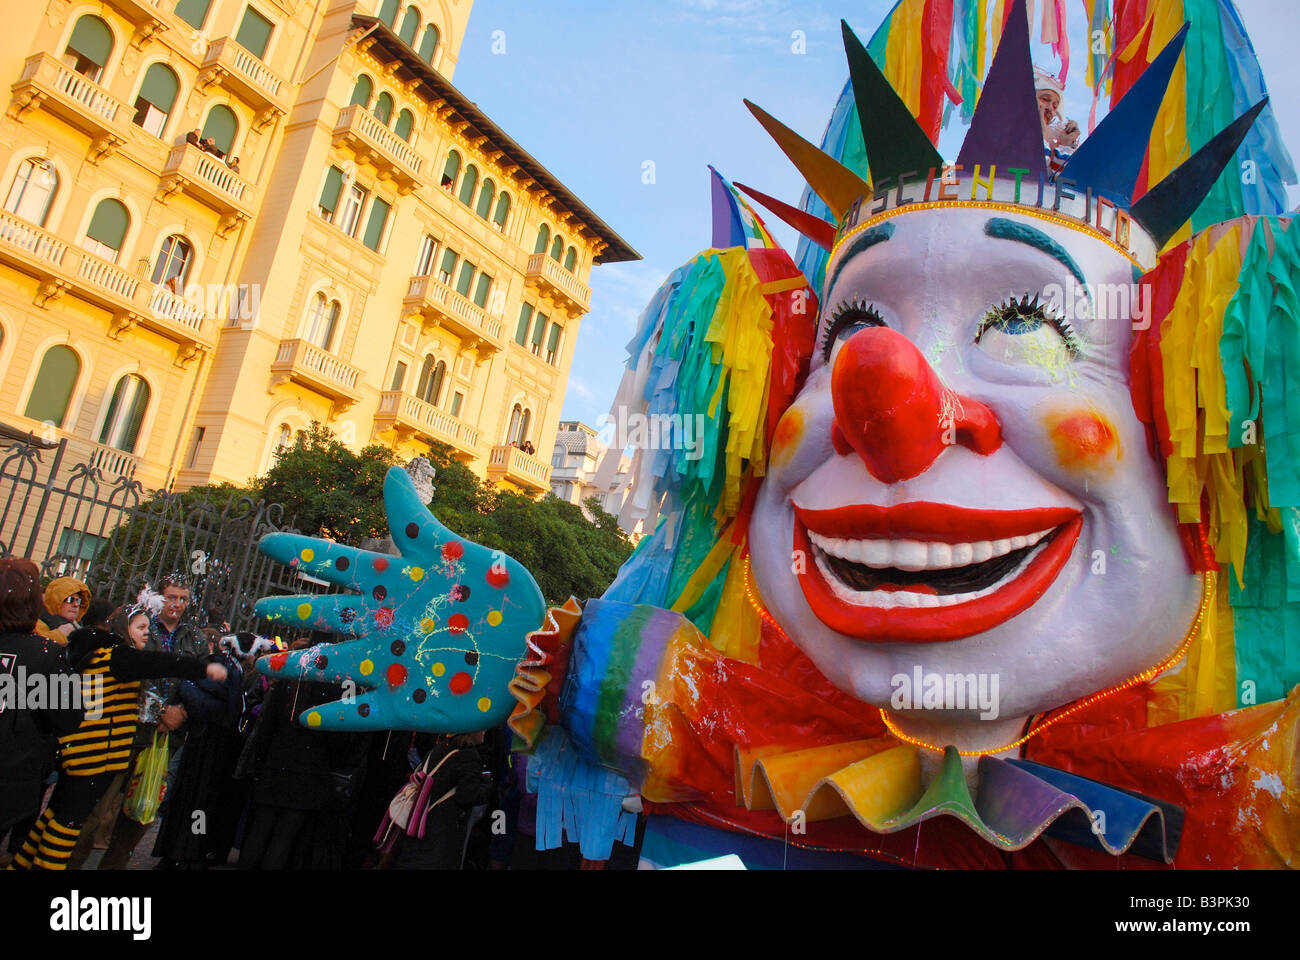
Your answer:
[305,712,322,728]
[432,662,445,678]
[409,567,425,582]
[296,603,312,620]
[301,549,315,563]
[420,618,436,633]
[487,611,503,627]
[359,659,374,677]
[477,697,492,713]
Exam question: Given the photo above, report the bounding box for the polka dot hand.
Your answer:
[252,467,546,733]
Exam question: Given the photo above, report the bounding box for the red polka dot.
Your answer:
[448,613,470,634]
[372,556,389,572]
[374,607,395,629]
[442,542,465,561]
[387,663,408,687]
[449,672,473,695]
[486,566,509,588]
[268,652,288,672]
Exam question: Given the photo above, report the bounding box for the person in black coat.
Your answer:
[392,732,492,871]
[0,558,84,862]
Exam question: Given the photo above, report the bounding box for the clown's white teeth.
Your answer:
[812,540,1049,609]
[806,528,1053,571]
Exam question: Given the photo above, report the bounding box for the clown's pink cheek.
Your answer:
[771,408,806,467]
[1046,410,1121,473]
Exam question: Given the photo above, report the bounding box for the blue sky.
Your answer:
[452,0,1300,429]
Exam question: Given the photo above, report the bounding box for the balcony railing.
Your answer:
[404,275,505,349]
[199,37,287,124]
[525,252,592,316]
[487,444,552,492]
[375,391,482,456]
[271,339,362,406]
[333,104,424,193]
[87,441,139,481]
[159,144,257,226]
[0,209,212,349]
[12,54,132,148]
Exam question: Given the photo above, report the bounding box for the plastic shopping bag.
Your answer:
[122,730,170,824]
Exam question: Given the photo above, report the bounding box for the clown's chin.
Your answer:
[793,508,1083,643]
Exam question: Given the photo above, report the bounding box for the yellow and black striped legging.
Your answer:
[9,773,113,871]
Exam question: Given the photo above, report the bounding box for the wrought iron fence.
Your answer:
[0,433,330,637]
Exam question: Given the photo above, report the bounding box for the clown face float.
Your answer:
[256,0,1299,869]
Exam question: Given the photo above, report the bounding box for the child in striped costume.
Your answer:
[9,603,226,871]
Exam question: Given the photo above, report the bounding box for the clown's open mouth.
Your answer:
[792,502,1083,643]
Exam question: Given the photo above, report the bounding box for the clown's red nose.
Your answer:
[831,327,1002,483]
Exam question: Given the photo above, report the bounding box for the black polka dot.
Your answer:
[464,651,479,666]
[413,689,427,704]
[314,654,328,669]
[391,640,406,657]
[454,585,471,602]
[358,703,370,717]
[335,556,350,571]
[406,522,420,539]
[373,585,387,602]
[340,608,357,624]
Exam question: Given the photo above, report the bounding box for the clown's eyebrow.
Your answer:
[825,222,895,294]
[984,218,1088,291]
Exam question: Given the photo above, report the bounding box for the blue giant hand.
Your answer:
[253,467,546,733]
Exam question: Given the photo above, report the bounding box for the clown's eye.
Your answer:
[975,294,1081,365]
[820,298,885,361]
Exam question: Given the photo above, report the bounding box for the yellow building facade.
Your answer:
[0,0,637,523]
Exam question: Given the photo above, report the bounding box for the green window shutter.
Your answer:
[173,0,211,30]
[398,8,420,45]
[86,200,129,250]
[455,261,476,297]
[458,166,478,206]
[547,323,562,353]
[374,92,393,125]
[235,7,274,59]
[494,193,511,227]
[442,151,461,183]
[564,247,578,272]
[200,105,237,154]
[68,16,113,67]
[377,0,399,28]
[25,346,80,427]
[349,75,373,108]
[532,313,548,345]
[138,64,179,112]
[472,273,492,308]
[515,304,533,345]
[118,378,150,453]
[319,166,344,213]
[550,236,564,261]
[418,25,440,63]
[440,248,459,278]
[475,181,494,219]
[534,225,550,254]
[450,392,462,417]
[362,197,391,251]
[394,109,414,142]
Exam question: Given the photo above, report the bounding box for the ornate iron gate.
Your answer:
[0,433,329,636]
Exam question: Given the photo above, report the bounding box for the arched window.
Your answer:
[416,355,445,405]
[273,422,292,459]
[4,158,58,227]
[24,345,80,428]
[151,234,193,291]
[200,104,238,157]
[550,235,564,262]
[493,192,511,231]
[132,63,178,137]
[457,165,478,206]
[63,15,113,83]
[302,292,341,352]
[440,150,460,191]
[519,408,532,445]
[398,6,420,45]
[417,23,439,63]
[564,246,577,272]
[83,198,129,261]
[373,92,394,126]
[394,108,414,142]
[98,374,150,453]
[174,0,212,30]
[534,224,550,255]
[507,403,522,444]
[377,0,399,28]
[475,179,494,219]
[349,74,373,109]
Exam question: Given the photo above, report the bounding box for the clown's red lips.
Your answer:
[792,502,1082,643]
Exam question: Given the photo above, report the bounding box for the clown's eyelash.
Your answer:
[975,293,1083,358]
[819,297,886,360]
